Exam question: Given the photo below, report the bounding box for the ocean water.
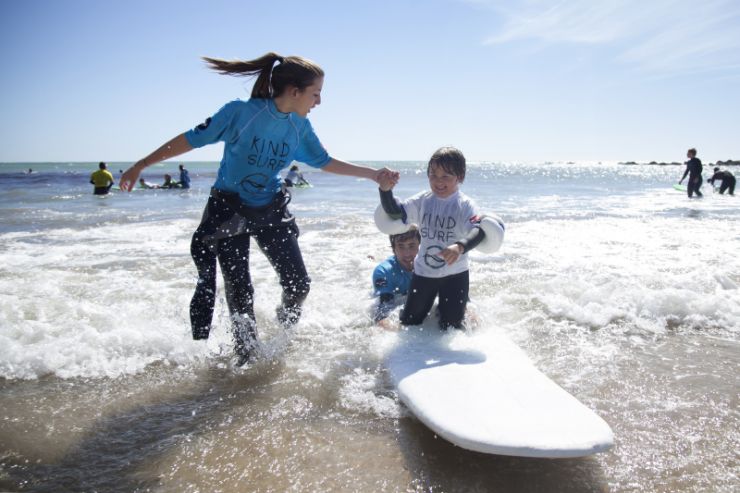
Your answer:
[0,161,738,492]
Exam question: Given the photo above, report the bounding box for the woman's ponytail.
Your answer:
[202,52,323,99]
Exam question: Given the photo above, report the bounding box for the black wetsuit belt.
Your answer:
[210,187,292,226]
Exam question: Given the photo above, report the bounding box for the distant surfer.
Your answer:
[284,164,309,187]
[678,148,703,198]
[160,173,179,189]
[90,161,115,195]
[372,227,421,329]
[138,178,158,189]
[118,52,398,365]
[376,147,489,330]
[708,167,735,195]
[178,164,191,189]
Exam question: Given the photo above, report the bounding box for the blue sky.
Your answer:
[1,0,739,163]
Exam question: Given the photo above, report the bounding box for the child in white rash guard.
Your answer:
[377,147,486,330]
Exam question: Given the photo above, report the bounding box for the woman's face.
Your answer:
[293,77,323,117]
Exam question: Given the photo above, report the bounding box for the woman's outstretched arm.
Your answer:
[322,158,399,186]
[120,133,194,191]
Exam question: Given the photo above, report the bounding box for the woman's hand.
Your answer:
[119,162,145,192]
[376,168,399,191]
[374,168,400,191]
[119,134,193,192]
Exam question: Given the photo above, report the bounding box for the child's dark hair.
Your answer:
[202,52,324,99]
[389,226,421,251]
[427,146,466,182]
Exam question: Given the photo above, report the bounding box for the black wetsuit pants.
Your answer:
[687,176,703,198]
[189,193,310,341]
[400,271,469,330]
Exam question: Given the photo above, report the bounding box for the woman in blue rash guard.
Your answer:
[119,52,398,365]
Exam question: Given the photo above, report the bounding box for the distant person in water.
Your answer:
[372,227,421,329]
[708,167,735,195]
[678,148,703,198]
[138,178,158,189]
[161,174,180,189]
[284,164,309,187]
[90,162,115,195]
[178,164,191,189]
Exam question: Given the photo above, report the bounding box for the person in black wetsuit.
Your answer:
[678,148,703,198]
[708,167,735,195]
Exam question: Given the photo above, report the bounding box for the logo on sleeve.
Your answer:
[196,117,212,131]
[374,278,388,289]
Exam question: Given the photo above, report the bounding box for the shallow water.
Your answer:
[0,161,738,492]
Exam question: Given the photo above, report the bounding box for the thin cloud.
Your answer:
[478,0,740,76]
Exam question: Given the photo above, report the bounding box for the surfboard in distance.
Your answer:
[385,327,614,458]
[673,183,687,192]
[113,186,143,191]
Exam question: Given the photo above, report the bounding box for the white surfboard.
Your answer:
[385,327,614,458]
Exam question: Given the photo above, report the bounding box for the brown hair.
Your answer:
[202,52,324,99]
[390,226,421,251]
[427,146,466,182]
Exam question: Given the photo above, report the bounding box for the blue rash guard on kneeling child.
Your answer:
[372,255,412,322]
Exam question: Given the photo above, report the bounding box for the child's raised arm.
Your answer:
[378,186,405,221]
[120,133,194,192]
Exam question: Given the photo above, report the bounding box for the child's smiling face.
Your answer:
[428,162,461,198]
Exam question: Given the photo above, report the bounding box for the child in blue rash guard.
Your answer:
[377,147,486,330]
[372,227,421,329]
[120,52,399,365]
